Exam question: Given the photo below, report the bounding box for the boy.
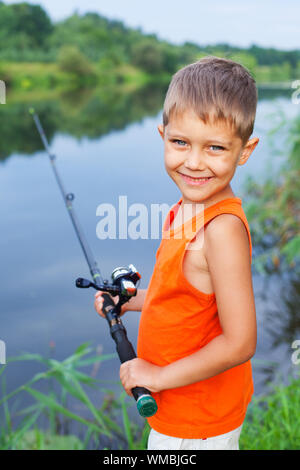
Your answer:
[94,56,259,450]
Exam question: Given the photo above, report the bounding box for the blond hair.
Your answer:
[163,56,257,144]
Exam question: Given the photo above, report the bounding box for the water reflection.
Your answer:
[0,83,167,161]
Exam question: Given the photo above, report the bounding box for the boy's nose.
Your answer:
[184,151,207,171]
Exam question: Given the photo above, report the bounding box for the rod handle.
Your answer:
[102,293,158,418]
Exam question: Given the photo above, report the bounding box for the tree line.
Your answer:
[0,1,299,83]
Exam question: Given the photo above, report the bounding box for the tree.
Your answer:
[57,45,95,77]
[131,40,164,74]
[0,2,52,49]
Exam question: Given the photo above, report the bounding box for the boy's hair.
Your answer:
[163,56,257,145]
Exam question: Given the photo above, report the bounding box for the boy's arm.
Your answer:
[157,214,257,390]
[120,214,257,395]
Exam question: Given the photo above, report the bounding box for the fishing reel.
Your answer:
[76,264,141,304]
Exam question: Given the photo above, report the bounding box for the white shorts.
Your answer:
[147,424,243,450]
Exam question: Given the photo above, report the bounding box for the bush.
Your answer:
[57,46,95,78]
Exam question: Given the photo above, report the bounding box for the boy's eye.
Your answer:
[172,139,187,146]
[210,145,225,151]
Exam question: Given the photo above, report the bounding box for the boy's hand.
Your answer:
[120,358,163,397]
[94,291,127,318]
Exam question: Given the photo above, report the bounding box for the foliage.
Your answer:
[0,1,53,54]
[1,346,299,450]
[0,83,166,160]
[239,371,300,450]
[131,39,179,75]
[0,2,300,83]
[131,40,165,74]
[228,52,257,76]
[0,62,66,91]
[248,44,300,68]
[0,343,147,450]
[244,111,300,275]
[57,45,95,78]
[12,430,84,450]
[48,12,132,63]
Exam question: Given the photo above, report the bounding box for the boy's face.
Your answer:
[158,109,259,208]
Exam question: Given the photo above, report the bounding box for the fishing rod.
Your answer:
[29,108,157,418]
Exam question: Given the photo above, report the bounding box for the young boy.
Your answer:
[94,56,259,450]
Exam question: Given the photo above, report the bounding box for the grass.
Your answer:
[240,372,300,450]
[0,62,70,91]
[0,345,299,450]
[0,343,148,450]
[0,61,169,95]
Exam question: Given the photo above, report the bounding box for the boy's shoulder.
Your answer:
[204,213,250,262]
[205,212,248,235]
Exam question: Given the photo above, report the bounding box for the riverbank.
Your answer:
[1,60,297,97]
[0,61,170,95]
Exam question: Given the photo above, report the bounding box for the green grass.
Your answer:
[0,346,299,450]
[0,61,168,94]
[0,343,149,450]
[0,62,70,91]
[240,373,300,450]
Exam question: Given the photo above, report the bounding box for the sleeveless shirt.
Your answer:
[137,196,254,439]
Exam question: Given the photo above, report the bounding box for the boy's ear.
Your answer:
[238,137,259,165]
[157,124,165,140]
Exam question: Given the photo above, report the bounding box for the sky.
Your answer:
[4,0,300,50]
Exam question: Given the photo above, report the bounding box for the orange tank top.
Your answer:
[137,196,254,439]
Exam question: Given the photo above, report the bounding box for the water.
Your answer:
[0,85,299,442]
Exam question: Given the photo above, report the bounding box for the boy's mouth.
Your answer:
[178,172,213,186]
